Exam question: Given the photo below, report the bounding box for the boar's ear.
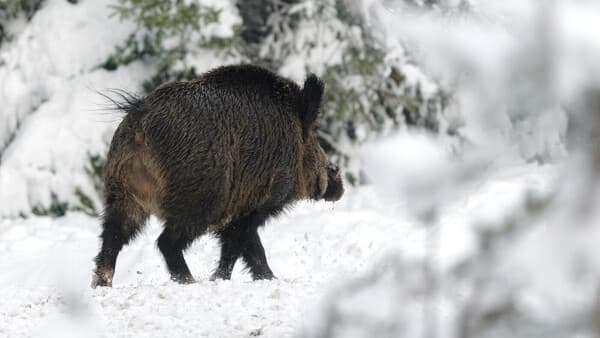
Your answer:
[299,74,324,134]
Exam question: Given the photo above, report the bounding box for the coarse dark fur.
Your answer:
[92,64,344,287]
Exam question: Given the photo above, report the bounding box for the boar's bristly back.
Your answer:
[298,74,324,135]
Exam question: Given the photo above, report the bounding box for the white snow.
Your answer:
[2,0,599,337]
[0,0,146,218]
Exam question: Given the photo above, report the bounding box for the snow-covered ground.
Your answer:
[4,0,597,336]
[0,163,554,337]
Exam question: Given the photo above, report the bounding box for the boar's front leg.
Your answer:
[241,222,275,280]
[211,222,243,280]
[211,212,275,281]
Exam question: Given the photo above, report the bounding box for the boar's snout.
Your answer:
[322,163,344,202]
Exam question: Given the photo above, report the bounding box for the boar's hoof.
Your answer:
[209,270,276,281]
[171,274,196,285]
[252,270,276,281]
[209,270,231,281]
[91,268,114,288]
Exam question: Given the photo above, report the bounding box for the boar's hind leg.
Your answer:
[157,220,199,284]
[92,198,148,288]
[212,212,275,281]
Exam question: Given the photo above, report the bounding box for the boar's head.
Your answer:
[297,74,344,202]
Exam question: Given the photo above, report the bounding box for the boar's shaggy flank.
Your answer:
[92,64,344,287]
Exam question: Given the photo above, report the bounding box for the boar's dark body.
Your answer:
[92,65,344,287]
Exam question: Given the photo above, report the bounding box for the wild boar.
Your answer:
[92,64,344,287]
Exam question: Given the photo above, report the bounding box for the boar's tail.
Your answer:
[99,89,148,119]
[299,74,324,130]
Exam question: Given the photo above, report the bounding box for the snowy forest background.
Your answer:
[2,0,600,337]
